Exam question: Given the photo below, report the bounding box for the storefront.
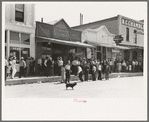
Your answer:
[35,19,94,68]
[73,15,144,63]
[81,25,130,62]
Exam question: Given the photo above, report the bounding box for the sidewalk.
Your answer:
[5,72,143,86]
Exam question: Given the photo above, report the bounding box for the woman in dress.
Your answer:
[11,56,17,79]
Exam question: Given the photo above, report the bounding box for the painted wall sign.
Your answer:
[121,18,144,30]
[54,22,69,39]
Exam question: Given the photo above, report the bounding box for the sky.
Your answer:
[35,2,147,27]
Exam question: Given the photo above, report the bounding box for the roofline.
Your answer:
[71,15,118,28]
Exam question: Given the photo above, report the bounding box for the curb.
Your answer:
[5,73,143,86]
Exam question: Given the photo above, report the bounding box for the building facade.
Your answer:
[5,3,35,71]
[72,15,144,62]
[35,19,94,65]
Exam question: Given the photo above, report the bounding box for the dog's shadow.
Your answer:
[64,88,74,91]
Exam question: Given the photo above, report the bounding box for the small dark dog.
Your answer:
[66,82,77,90]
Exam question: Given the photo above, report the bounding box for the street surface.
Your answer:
[5,76,146,98]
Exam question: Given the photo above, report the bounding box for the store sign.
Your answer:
[54,22,69,39]
[11,47,20,50]
[121,18,144,30]
[113,35,123,44]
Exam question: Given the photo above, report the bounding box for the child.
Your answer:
[61,64,66,83]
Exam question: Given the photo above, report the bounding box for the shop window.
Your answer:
[134,30,137,44]
[133,51,137,60]
[15,4,24,22]
[124,50,130,61]
[21,48,30,60]
[126,27,129,41]
[97,52,101,60]
[10,31,20,44]
[102,47,106,60]
[21,33,30,45]
[10,47,20,63]
[97,46,101,51]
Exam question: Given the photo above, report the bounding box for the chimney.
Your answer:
[80,13,83,25]
[41,18,43,23]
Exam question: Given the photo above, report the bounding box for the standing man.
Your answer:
[58,57,63,76]
[65,60,71,84]
[135,60,138,72]
[26,57,31,76]
[105,64,110,80]
[5,57,8,80]
[109,60,113,73]
[132,60,136,72]
[19,57,26,78]
[37,57,42,75]
[97,60,102,80]
[77,65,84,82]
[84,62,90,81]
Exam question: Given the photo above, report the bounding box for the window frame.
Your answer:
[15,4,24,22]
[126,27,129,42]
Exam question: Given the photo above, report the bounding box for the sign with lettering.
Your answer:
[121,18,144,30]
[54,22,69,39]
[113,35,123,44]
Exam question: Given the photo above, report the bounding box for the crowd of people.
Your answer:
[5,55,143,82]
[5,56,35,80]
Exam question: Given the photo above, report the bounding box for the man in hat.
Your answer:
[19,57,26,78]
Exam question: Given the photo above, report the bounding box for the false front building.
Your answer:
[35,19,94,64]
[72,15,144,62]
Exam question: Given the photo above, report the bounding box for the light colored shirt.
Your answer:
[132,61,135,66]
[135,61,138,65]
[109,61,113,66]
[58,60,63,66]
[44,59,48,67]
[98,64,102,70]
[78,66,82,73]
[5,59,8,67]
[72,60,77,65]
[38,58,42,65]
[65,64,71,70]
[11,60,16,69]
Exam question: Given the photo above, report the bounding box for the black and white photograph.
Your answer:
[2,1,147,121]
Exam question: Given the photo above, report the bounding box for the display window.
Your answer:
[21,48,30,60]
[10,31,19,44]
[21,33,30,45]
